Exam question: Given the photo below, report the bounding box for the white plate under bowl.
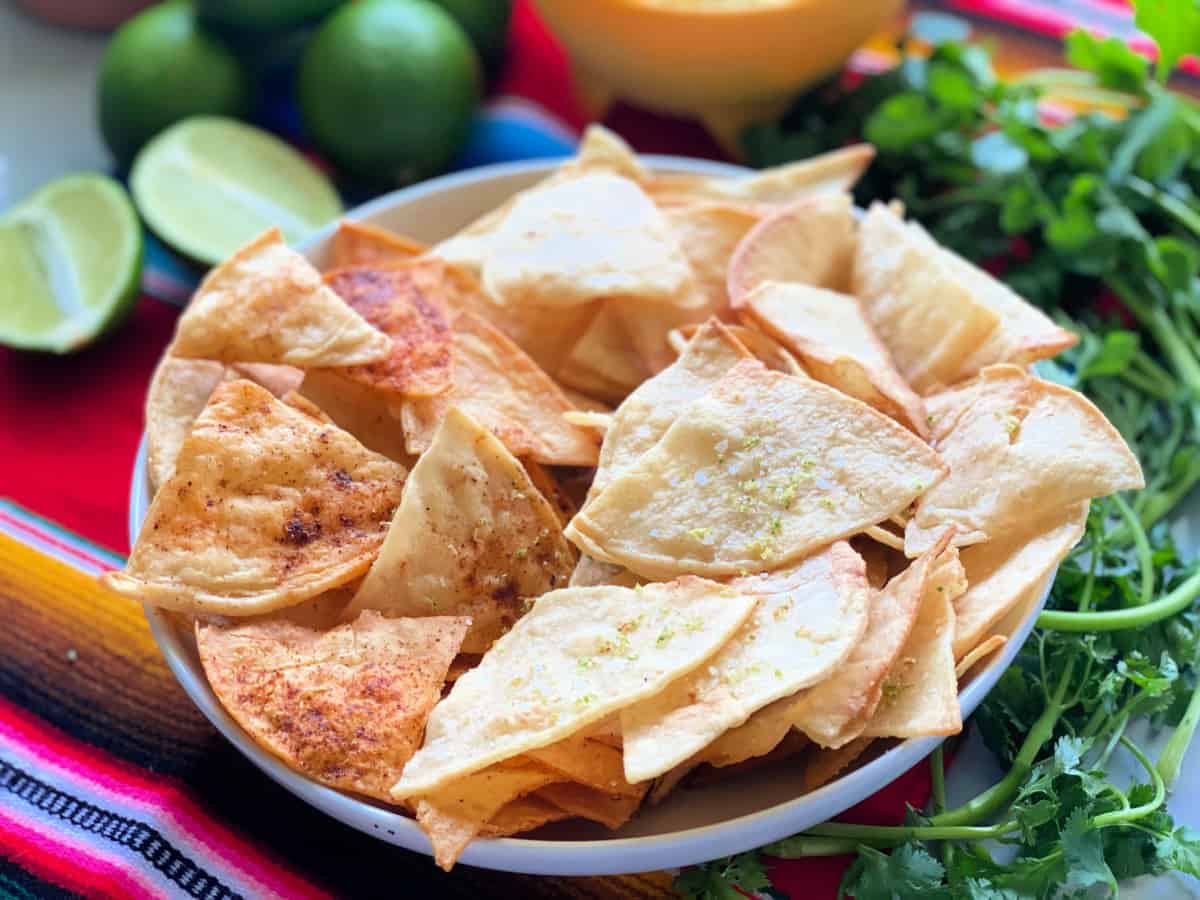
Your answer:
[131,156,1053,876]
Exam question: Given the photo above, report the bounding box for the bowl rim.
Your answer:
[133,155,1052,876]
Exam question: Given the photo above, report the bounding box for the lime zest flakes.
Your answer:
[733,495,755,514]
[688,526,713,540]
[514,547,528,559]
[768,516,783,536]
[742,434,761,449]
[656,626,675,648]
[739,479,759,493]
[819,496,837,512]
[683,618,705,633]
[618,614,644,634]
[575,693,597,709]
[577,655,595,669]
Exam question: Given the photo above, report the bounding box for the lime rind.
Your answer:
[0,174,143,354]
[130,116,343,265]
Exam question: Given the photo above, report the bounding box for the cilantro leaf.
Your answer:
[674,852,771,900]
[841,844,951,900]
[1155,826,1200,878]
[1062,808,1119,894]
[1065,30,1150,92]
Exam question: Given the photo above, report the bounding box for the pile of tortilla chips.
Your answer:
[105,127,1145,871]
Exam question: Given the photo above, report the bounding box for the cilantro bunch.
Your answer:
[677,4,1200,897]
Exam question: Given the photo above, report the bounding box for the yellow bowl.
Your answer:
[534,0,903,152]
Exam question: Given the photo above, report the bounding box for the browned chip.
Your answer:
[956,635,1007,681]
[400,310,601,466]
[197,609,468,803]
[525,733,643,798]
[325,262,454,398]
[416,760,563,871]
[104,380,407,615]
[479,795,571,837]
[536,781,647,830]
[296,370,414,465]
[330,220,427,268]
[522,459,579,528]
[804,737,874,791]
[347,407,576,653]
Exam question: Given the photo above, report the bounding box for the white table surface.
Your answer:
[1,1,1197,893]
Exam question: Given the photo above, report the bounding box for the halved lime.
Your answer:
[130,117,343,265]
[0,175,143,354]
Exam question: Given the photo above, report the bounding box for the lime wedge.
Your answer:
[130,117,343,265]
[0,174,143,354]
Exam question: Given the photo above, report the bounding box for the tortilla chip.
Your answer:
[563,410,614,432]
[568,124,648,181]
[537,781,646,830]
[171,228,391,367]
[590,318,751,502]
[668,322,805,376]
[479,795,572,837]
[738,282,927,437]
[906,366,1142,555]
[526,733,642,798]
[347,407,575,653]
[727,193,856,302]
[699,699,795,768]
[446,654,481,683]
[690,731,810,786]
[953,501,1089,659]
[416,760,563,871]
[851,535,894,590]
[569,555,640,589]
[956,635,1007,681]
[229,362,304,397]
[330,220,427,268]
[197,609,467,803]
[568,361,947,580]
[863,524,905,551]
[621,542,870,782]
[296,370,413,465]
[580,714,623,749]
[562,389,613,414]
[390,577,758,798]
[862,553,963,739]
[145,357,230,491]
[643,144,874,206]
[647,760,697,805]
[559,302,649,399]
[400,310,601,467]
[787,537,947,747]
[852,204,1076,391]
[481,172,692,309]
[324,263,454,399]
[104,381,407,615]
[804,737,874,791]
[612,202,762,373]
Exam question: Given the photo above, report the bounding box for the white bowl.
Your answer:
[130,157,1053,876]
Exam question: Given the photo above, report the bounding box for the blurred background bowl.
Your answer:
[533,0,904,154]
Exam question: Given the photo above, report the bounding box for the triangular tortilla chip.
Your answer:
[171,228,391,367]
[481,172,693,309]
[852,204,1077,391]
[196,609,467,803]
[329,220,427,268]
[668,322,805,375]
[956,635,1007,681]
[559,302,650,400]
[345,407,576,653]
[787,537,947,747]
[727,193,856,302]
[612,202,763,373]
[699,702,796,769]
[480,795,572,837]
[906,366,1142,555]
[621,542,870,782]
[296,369,414,465]
[568,361,947,579]
[416,760,563,871]
[104,380,407,615]
[739,282,927,436]
[862,553,963,739]
[400,310,601,466]
[647,760,697,805]
[536,781,647,830]
[804,737,874,791]
[390,577,758,798]
[953,501,1089,659]
[324,262,454,398]
[145,357,230,492]
[229,362,304,397]
[642,144,874,206]
[522,459,578,528]
[525,733,642,798]
[589,318,751,501]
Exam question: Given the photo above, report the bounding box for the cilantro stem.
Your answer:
[801,821,1016,844]
[1092,737,1164,827]
[1112,493,1154,606]
[1125,176,1200,238]
[1038,566,1200,631]
[930,744,946,815]
[1156,670,1200,789]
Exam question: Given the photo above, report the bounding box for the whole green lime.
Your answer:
[435,0,512,70]
[98,2,252,166]
[196,0,343,32]
[298,0,481,183]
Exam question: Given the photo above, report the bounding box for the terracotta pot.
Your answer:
[16,0,154,31]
